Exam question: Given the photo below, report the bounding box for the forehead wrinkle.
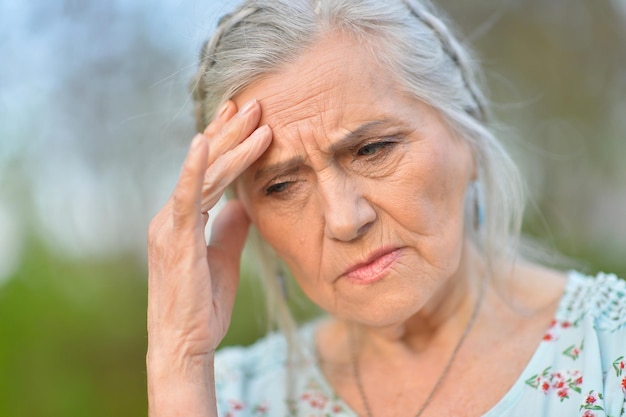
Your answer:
[239,35,419,188]
[253,116,414,184]
[259,78,345,133]
[298,114,337,173]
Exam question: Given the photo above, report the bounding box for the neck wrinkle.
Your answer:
[355,242,486,356]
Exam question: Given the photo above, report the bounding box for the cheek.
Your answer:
[254,211,334,310]
[421,141,472,220]
[249,199,320,274]
[377,142,471,266]
[427,143,473,262]
[386,146,465,225]
[235,175,325,284]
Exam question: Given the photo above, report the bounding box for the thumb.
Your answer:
[207,200,251,305]
[210,199,250,257]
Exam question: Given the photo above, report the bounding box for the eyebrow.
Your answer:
[253,119,399,182]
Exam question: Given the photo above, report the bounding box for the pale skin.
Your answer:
[147,34,567,417]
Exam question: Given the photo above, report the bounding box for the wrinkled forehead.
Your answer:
[233,34,396,132]
[228,33,437,202]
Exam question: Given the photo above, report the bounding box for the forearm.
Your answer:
[147,352,218,417]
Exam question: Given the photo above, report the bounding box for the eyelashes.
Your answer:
[263,139,400,196]
[265,181,293,195]
[355,140,396,157]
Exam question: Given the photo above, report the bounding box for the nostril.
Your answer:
[357,221,373,237]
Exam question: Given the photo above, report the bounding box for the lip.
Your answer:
[341,247,403,285]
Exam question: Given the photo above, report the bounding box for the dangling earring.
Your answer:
[472,181,485,231]
[277,269,288,301]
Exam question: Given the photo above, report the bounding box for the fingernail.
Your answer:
[240,99,258,116]
[217,102,230,118]
[250,125,271,140]
[191,134,204,149]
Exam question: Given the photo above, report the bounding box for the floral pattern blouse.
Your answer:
[214,271,626,416]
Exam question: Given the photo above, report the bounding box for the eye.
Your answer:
[356,141,395,157]
[265,181,292,195]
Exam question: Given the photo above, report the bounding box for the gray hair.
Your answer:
[192,0,525,334]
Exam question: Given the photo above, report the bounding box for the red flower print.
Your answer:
[621,377,626,392]
[580,390,604,413]
[300,379,331,411]
[563,343,583,360]
[254,402,268,414]
[585,395,596,405]
[542,321,558,341]
[332,405,342,413]
[229,400,245,411]
[561,321,571,328]
[526,367,582,401]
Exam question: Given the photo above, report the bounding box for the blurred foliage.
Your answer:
[0,238,148,417]
[1,0,626,416]
[0,238,321,417]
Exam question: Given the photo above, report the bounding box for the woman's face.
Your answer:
[234,34,476,327]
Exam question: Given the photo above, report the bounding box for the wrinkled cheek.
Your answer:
[250,211,305,273]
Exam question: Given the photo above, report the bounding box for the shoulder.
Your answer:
[553,272,626,416]
[512,271,626,417]
[558,271,626,332]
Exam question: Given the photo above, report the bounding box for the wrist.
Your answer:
[147,351,217,417]
[147,345,215,382]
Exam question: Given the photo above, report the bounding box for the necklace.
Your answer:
[349,280,486,417]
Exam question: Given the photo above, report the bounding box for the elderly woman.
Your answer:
[146,0,626,416]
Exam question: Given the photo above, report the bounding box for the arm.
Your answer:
[146,100,272,417]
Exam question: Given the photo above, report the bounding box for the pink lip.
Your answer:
[341,247,402,284]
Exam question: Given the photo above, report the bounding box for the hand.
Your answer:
[147,99,271,373]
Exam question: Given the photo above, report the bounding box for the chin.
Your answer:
[336,289,428,328]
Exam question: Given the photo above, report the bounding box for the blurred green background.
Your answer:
[1,1,625,416]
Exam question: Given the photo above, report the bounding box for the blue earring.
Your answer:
[473,181,484,231]
[277,271,288,301]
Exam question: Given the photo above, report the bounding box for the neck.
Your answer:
[351,242,486,355]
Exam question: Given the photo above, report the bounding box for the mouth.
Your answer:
[341,247,403,284]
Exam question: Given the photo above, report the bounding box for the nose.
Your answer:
[319,173,376,242]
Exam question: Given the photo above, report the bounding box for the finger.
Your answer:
[201,124,273,212]
[203,100,238,139]
[206,99,263,166]
[171,134,209,230]
[207,200,251,308]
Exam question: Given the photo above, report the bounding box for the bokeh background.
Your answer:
[1,0,625,416]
